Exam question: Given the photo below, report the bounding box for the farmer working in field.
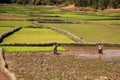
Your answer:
[53,42,58,55]
[98,44,103,55]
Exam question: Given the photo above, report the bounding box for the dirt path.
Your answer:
[0,48,9,80]
[0,48,13,80]
[0,70,10,80]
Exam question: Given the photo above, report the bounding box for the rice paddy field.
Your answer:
[90,20,120,26]
[2,28,75,44]
[0,4,119,48]
[0,4,119,19]
[0,20,34,27]
[2,46,65,52]
[43,23,120,44]
[0,4,120,80]
[0,4,120,47]
[0,4,58,15]
[0,27,14,34]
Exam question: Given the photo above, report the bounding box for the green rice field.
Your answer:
[2,28,75,44]
[1,46,65,52]
[44,23,120,44]
[0,4,120,45]
[0,4,119,20]
[0,27,13,34]
[0,20,34,27]
[90,20,120,26]
[0,5,57,14]
[0,4,120,80]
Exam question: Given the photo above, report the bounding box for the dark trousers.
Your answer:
[98,49,103,54]
[53,49,57,54]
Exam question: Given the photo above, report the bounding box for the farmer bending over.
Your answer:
[98,44,103,55]
[53,42,58,55]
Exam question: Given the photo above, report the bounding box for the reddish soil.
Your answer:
[60,4,78,11]
[3,46,120,80]
[64,46,120,55]
[102,8,120,13]
[0,15,27,20]
[0,70,9,80]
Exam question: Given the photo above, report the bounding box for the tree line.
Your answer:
[0,0,120,10]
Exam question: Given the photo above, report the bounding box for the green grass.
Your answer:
[44,23,120,44]
[0,4,119,20]
[46,11,120,20]
[0,5,33,14]
[0,20,34,27]
[0,27,13,34]
[0,4,120,44]
[0,5,57,14]
[0,13,28,18]
[54,13,108,20]
[90,20,120,26]
[1,46,65,52]
[2,28,75,44]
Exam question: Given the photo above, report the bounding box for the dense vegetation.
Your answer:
[0,0,120,10]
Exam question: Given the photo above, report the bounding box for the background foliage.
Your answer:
[0,0,120,10]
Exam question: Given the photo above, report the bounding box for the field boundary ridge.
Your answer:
[0,26,22,43]
[0,43,120,47]
[32,21,86,43]
[0,48,16,80]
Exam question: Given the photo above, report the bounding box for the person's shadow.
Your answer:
[54,52,62,55]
